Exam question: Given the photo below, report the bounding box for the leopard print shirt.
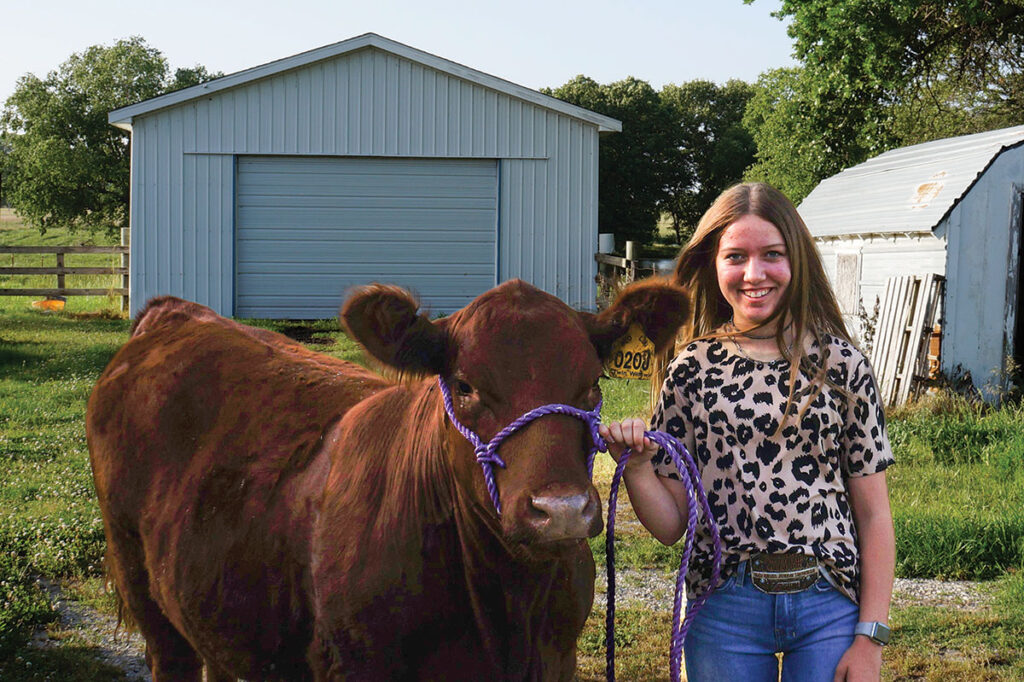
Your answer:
[651,334,893,603]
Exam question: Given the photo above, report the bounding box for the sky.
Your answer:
[1,0,796,108]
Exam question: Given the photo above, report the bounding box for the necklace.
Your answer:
[729,323,795,363]
[728,316,792,340]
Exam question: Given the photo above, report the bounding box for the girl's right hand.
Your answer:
[599,418,659,467]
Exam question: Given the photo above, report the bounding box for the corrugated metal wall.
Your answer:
[817,237,947,345]
[500,121,597,309]
[939,148,1024,395]
[818,237,947,308]
[815,146,1024,396]
[127,47,601,315]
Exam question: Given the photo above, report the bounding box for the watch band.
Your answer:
[854,621,891,645]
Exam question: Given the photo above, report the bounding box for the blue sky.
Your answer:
[2,0,795,108]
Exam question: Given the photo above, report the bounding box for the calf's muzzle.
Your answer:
[526,487,603,541]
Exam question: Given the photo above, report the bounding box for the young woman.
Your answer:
[599,183,895,681]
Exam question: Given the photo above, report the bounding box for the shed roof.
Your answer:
[798,124,1024,239]
[108,33,622,133]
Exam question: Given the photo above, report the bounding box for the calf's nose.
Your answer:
[528,490,602,541]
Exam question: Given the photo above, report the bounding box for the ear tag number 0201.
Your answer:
[607,323,654,380]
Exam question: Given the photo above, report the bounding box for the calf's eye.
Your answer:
[456,380,473,396]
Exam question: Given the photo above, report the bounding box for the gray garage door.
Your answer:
[235,156,498,318]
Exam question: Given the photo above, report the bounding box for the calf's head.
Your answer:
[342,279,688,547]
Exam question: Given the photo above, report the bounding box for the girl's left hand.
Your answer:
[598,418,656,467]
[833,637,882,681]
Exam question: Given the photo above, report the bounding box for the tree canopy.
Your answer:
[660,79,756,245]
[544,76,675,251]
[743,0,1024,202]
[742,67,828,203]
[545,76,754,252]
[1,37,220,234]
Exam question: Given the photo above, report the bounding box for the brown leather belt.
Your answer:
[749,553,819,594]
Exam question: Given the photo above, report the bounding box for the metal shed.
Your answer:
[799,125,1024,398]
[108,33,621,318]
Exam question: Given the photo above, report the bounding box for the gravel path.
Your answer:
[594,567,994,612]
[31,572,992,680]
[32,579,151,681]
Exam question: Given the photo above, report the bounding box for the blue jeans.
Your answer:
[683,560,859,682]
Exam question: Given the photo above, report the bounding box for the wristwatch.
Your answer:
[854,621,891,645]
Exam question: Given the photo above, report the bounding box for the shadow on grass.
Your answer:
[1,311,129,383]
[0,342,126,384]
[0,643,137,682]
[1,310,128,337]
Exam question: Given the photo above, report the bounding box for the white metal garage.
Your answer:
[108,33,621,318]
[235,156,498,317]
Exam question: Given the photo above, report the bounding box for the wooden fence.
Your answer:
[0,245,129,309]
[594,241,667,309]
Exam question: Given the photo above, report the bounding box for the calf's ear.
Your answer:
[341,285,450,376]
[581,278,689,361]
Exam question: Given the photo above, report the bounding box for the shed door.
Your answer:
[235,156,498,318]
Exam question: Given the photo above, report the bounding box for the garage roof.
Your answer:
[108,33,622,133]
[799,124,1024,239]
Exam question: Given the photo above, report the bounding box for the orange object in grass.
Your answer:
[31,298,66,311]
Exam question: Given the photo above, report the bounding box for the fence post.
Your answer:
[625,241,636,281]
[56,252,65,291]
[121,227,129,313]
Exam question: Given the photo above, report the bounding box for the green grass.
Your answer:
[2,212,1023,679]
[884,572,1024,681]
[887,396,1024,579]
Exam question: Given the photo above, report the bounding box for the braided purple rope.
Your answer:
[605,433,722,682]
[436,377,602,514]
[435,376,721,682]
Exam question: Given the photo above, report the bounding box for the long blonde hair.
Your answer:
[656,182,850,425]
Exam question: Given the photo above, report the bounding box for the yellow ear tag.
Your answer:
[606,323,655,380]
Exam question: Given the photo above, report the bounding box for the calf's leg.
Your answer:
[105,525,204,681]
[203,661,236,682]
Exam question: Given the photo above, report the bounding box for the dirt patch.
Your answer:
[67,310,127,321]
[275,323,337,346]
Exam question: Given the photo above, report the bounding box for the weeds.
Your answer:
[888,392,1024,470]
[857,296,880,356]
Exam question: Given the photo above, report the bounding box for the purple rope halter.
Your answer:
[436,376,722,682]
[436,376,603,513]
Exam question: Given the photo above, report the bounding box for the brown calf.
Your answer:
[87,278,687,680]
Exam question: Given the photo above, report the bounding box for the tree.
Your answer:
[743,0,1024,201]
[544,76,675,251]
[660,79,756,244]
[742,67,830,204]
[0,37,220,235]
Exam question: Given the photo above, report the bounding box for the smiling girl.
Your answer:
[600,183,895,682]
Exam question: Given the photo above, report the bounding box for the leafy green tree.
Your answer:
[743,0,1024,201]
[0,37,220,234]
[660,79,756,244]
[742,67,829,204]
[544,76,675,251]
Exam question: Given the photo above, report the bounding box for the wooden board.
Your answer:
[870,274,945,406]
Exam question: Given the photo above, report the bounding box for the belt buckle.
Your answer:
[749,553,819,594]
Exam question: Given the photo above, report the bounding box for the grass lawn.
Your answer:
[2,214,1023,680]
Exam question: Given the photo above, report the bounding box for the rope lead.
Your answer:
[605,433,722,682]
[436,376,722,682]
